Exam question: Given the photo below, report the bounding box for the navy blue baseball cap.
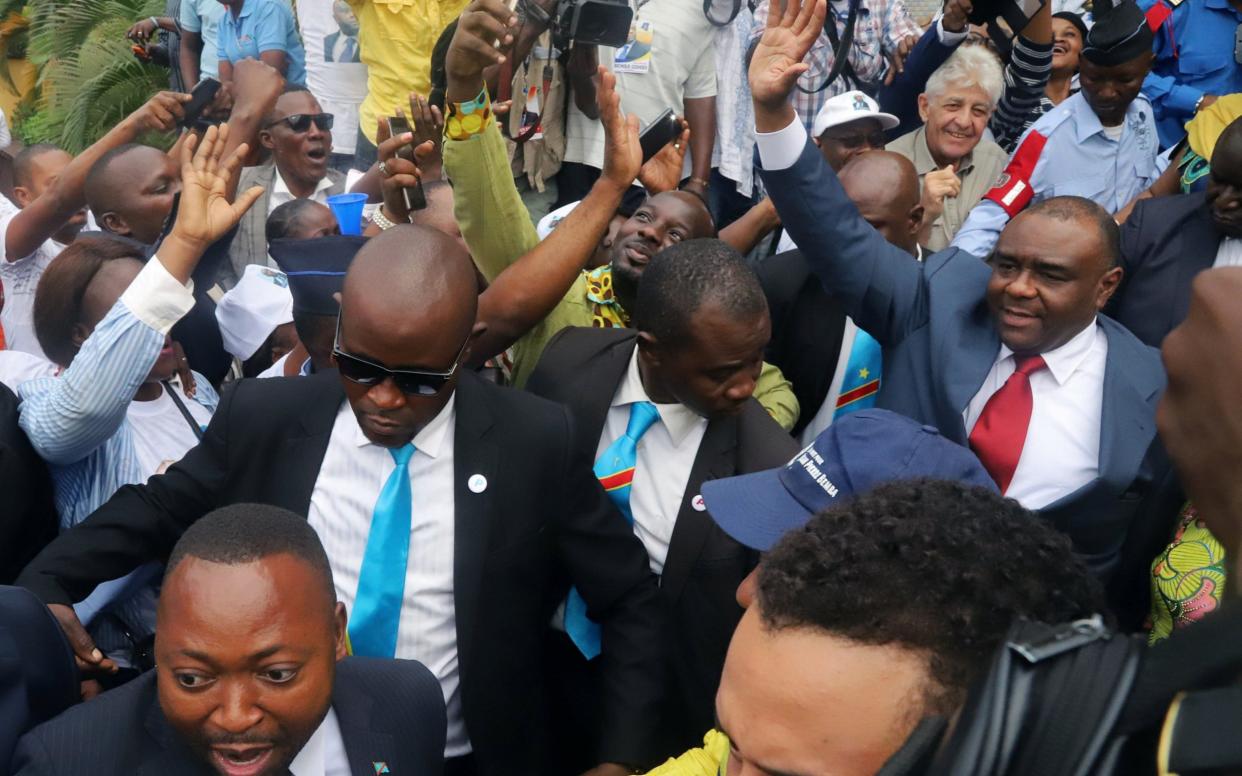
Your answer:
[702,409,998,551]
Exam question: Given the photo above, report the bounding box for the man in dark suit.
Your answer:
[747,0,1171,585]
[323,0,361,63]
[12,504,447,776]
[16,226,664,776]
[760,150,923,440]
[527,239,798,761]
[0,384,56,583]
[1111,117,1242,348]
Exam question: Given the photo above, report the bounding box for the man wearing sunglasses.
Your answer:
[16,224,666,776]
[225,86,350,289]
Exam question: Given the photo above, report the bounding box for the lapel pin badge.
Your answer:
[691,494,706,512]
[468,473,488,494]
[372,762,390,774]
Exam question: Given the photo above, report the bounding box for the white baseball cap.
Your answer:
[811,90,900,139]
[214,264,295,361]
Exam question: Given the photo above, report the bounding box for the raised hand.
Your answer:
[127,91,191,134]
[638,120,691,194]
[597,69,643,192]
[374,116,435,223]
[941,0,973,32]
[748,0,828,113]
[169,124,265,256]
[920,165,961,220]
[446,0,518,101]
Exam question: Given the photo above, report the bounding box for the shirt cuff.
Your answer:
[1168,84,1206,116]
[120,255,196,334]
[754,116,808,172]
[935,16,968,45]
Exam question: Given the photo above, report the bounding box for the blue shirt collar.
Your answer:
[1072,94,1143,144]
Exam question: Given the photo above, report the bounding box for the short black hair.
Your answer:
[167,504,336,607]
[1025,195,1121,267]
[33,234,147,366]
[632,238,767,348]
[267,198,328,242]
[14,143,65,190]
[263,84,316,127]
[757,478,1103,715]
[84,143,146,217]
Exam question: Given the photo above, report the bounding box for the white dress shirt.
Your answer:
[963,321,1107,509]
[307,397,468,757]
[596,350,708,575]
[1214,236,1242,268]
[289,707,350,776]
[268,170,338,216]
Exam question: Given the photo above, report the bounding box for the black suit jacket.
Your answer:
[0,385,56,584]
[15,370,664,774]
[526,327,799,753]
[756,249,848,437]
[10,657,446,775]
[1112,192,1221,348]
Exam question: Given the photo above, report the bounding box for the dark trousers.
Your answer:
[444,754,477,776]
[553,162,602,209]
[708,168,760,231]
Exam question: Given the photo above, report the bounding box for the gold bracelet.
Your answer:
[371,207,402,230]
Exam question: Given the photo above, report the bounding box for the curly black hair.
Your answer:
[757,478,1104,714]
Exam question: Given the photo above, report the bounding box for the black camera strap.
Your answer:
[796,0,861,93]
[702,0,756,27]
[161,379,205,441]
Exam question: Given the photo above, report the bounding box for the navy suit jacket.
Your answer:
[760,138,1171,581]
[1112,191,1221,348]
[10,657,446,775]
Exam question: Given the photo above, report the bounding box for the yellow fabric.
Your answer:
[443,122,801,430]
[1148,502,1227,645]
[1185,94,1242,165]
[348,0,470,143]
[644,729,731,776]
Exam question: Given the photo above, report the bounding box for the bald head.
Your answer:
[838,152,923,255]
[1208,117,1242,237]
[337,225,481,447]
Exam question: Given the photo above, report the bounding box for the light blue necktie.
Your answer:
[564,402,661,659]
[349,443,416,658]
[833,329,882,419]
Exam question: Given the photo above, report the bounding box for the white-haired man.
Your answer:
[889,44,1008,251]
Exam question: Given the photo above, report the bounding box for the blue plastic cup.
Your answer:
[327,193,368,236]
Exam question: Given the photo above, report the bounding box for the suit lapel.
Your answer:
[561,333,636,458]
[659,415,739,603]
[279,371,347,514]
[450,373,498,674]
[1094,318,1162,494]
[333,673,399,776]
[938,298,1000,440]
[139,688,213,775]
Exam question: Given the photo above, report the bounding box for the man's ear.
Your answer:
[12,186,32,208]
[259,128,277,152]
[71,321,92,352]
[917,93,931,124]
[333,601,348,661]
[1096,265,1124,309]
[636,329,662,366]
[460,320,488,368]
[908,204,925,235]
[99,211,130,237]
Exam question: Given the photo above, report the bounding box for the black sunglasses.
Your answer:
[332,315,468,396]
[265,112,334,132]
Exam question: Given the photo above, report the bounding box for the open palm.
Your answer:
[175,124,265,248]
[748,0,827,110]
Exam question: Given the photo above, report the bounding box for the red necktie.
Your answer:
[969,354,1047,494]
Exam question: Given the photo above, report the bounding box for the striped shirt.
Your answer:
[18,258,217,654]
[990,35,1056,153]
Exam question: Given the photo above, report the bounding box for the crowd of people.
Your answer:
[2,0,1242,773]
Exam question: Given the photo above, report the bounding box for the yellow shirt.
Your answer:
[347,0,470,143]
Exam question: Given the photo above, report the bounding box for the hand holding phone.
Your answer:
[386,115,428,212]
[639,109,682,164]
[181,78,222,128]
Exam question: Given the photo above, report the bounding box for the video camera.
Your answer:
[550,0,633,49]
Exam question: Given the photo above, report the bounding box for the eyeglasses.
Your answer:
[332,315,469,396]
[264,112,334,132]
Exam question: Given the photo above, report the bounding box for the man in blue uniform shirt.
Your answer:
[1139,0,1242,149]
[951,1,1159,258]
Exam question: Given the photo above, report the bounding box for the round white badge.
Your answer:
[691,495,706,512]
[468,474,488,494]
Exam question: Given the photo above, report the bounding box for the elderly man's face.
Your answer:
[918,85,993,167]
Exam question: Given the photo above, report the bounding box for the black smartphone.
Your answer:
[386,115,427,212]
[639,109,681,164]
[181,77,221,127]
